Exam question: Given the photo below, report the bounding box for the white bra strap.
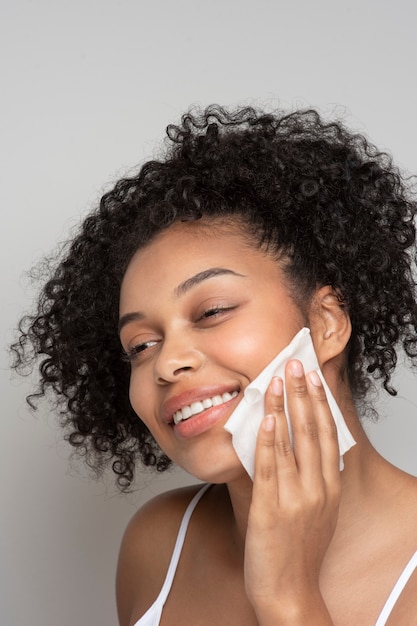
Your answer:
[374,550,417,625]
[134,483,211,626]
[155,483,211,607]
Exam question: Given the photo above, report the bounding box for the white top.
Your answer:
[133,484,417,626]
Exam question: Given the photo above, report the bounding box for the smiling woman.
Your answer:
[11,105,417,625]
[119,220,306,482]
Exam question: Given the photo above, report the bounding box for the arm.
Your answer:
[244,362,341,625]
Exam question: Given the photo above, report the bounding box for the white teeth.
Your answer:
[172,390,238,425]
[190,401,204,414]
[182,406,192,419]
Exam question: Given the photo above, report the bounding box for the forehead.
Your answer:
[144,218,255,253]
[126,219,259,273]
[119,219,286,309]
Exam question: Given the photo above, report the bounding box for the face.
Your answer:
[119,220,307,483]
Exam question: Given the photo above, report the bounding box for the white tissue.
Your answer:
[224,327,356,479]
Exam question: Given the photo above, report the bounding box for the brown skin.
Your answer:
[117,221,417,626]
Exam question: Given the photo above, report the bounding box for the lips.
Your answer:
[173,390,239,424]
[162,386,240,426]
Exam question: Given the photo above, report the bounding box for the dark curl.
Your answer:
[11,104,417,489]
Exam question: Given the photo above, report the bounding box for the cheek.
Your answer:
[216,332,267,376]
[211,315,298,380]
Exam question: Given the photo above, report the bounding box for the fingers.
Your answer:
[285,362,340,487]
[285,360,321,483]
[305,370,340,487]
[252,376,297,511]
[248,363,341,613]
[254,361,341,501]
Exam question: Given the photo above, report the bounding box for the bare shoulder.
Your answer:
[383,468,417,623]
[116,483,205,626]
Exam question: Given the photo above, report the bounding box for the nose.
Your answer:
[153,331,204,384]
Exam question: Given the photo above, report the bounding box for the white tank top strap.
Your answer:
[133,483,211,626]
[374,549,417,626]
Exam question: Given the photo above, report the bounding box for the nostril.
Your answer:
[154,346,203,384]
[173,365,193,375]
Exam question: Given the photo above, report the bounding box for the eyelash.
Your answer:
[122,341,158,363]
[197,305,235,321]
[122,306,236,363]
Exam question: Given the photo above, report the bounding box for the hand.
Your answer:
[244,361,341,625]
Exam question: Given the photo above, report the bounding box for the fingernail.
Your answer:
[308,370,322,387]
[289,360,303,378]
[271,376,283,395]
[263,415,275,432]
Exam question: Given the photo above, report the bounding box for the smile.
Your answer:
[172,391,239,425]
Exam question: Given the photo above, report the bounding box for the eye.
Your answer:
[123,340,159,362]
[198,305,236,321]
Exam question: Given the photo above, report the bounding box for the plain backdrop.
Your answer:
[1,1,417,624]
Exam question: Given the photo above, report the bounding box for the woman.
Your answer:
[13,105,417,625]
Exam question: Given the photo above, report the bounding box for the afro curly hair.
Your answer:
[11,104,417,490]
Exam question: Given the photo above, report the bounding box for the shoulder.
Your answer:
[116,483,205,626]
[119,483,205,559]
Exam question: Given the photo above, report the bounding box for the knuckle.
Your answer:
[292,383,308,399]
[285,499,303,517]
[304,490,326,513]
[328,480,342,502]
[313,387,328,403]
[302,420,319,441]
[271,401,285,415]
[258,464,275,482]
[275,439,293,457]
[320,420,338,440]
[261,436,276,448]
[313,491,327,509]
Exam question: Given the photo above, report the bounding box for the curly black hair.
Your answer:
[11,104,417,490]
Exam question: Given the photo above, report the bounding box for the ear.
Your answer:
[309,286,351,368]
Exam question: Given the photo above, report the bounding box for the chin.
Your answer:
[176,451,249,485]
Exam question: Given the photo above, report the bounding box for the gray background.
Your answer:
[1,1,417,624]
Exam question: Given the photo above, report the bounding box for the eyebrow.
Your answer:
[118,311,145,334]
[118,267,245,334]
[174,267,245,297]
